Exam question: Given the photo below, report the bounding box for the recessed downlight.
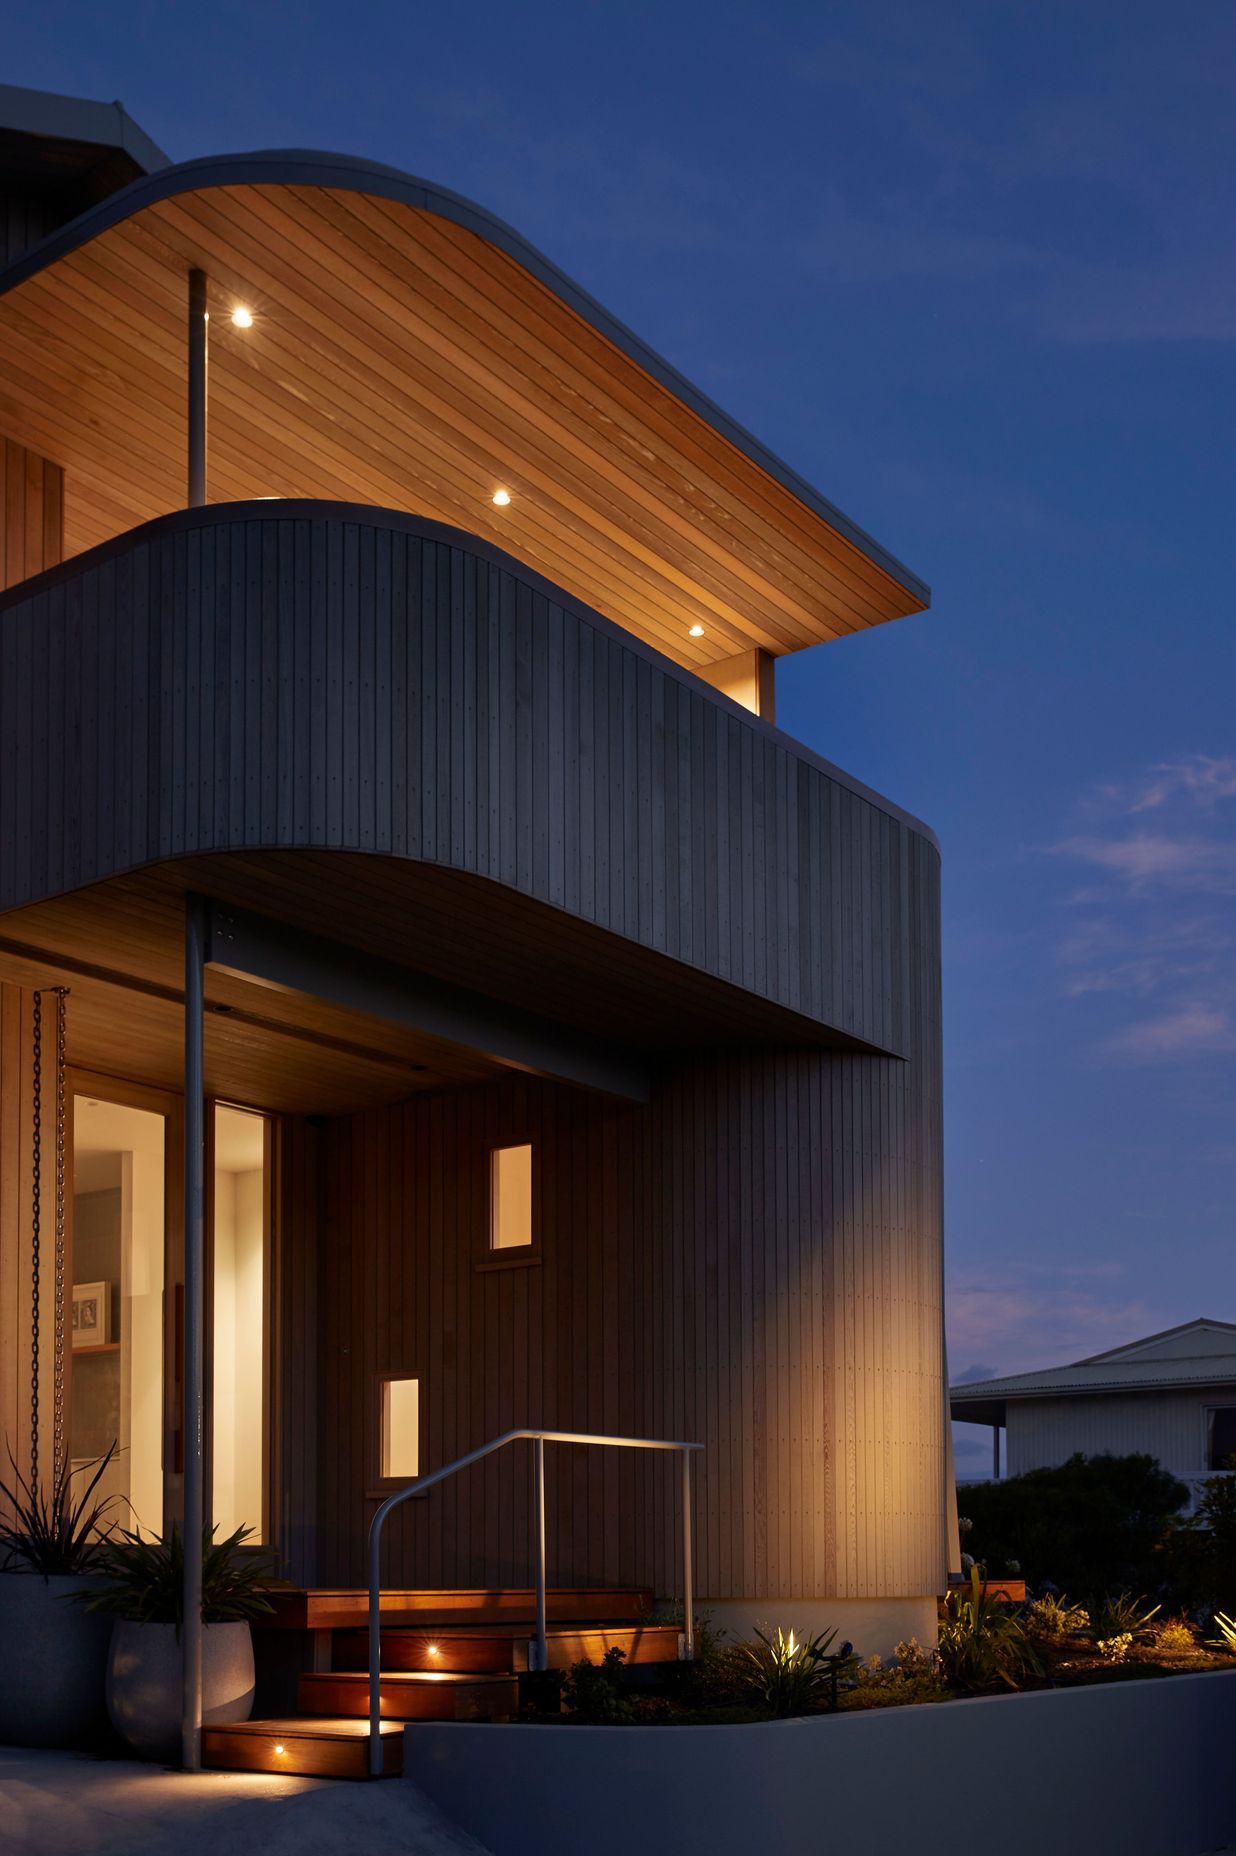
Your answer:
[231,306,254,329]
[491,488,512,507]
[688,624,705,638]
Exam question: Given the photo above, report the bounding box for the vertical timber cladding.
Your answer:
[0,508,919,1059]
[0,441,63,593]
[313,898,944,1604]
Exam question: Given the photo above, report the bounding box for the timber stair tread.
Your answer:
[299,1668,519,1720]
[265,1584,653,1630]
[201,1717,404,1780]
[331,1621,681,1672]
[209,1588,672,1778]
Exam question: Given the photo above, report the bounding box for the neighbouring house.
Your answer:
[0,81,948,1773]
[951,1319,1236,1505]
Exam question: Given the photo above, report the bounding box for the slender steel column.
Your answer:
[681,1446,695,1658]
[181,894,207,1771]
[532,1437,547,1672]
[187,270,208,508]
[993,1424,1001,1480]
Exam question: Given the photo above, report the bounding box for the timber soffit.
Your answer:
[0,147,930,673]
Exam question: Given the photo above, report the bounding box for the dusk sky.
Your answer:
[8,1,1235,1475]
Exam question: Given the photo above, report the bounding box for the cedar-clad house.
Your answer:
[0,82,947,1774]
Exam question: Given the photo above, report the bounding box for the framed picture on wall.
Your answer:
[71,1281,111,1348]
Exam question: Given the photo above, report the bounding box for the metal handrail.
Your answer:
[366,1427,702,1774]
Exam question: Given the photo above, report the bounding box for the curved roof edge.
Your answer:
[0,146,930,610]
[0,496,940,853]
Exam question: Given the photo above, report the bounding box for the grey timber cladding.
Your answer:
[0,504,938,1050]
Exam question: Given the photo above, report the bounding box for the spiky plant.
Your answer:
[0,1441,118,1577]
[937,1567,1045,1693]
[1208,1611,1236,1654]
[85,1523,276,1637]
[733,1624,856,1717]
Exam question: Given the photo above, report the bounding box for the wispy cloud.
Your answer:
[1049,755,1236,1064]
[947,1260,1154,1379]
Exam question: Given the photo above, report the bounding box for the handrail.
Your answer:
[366,1428,703,1775]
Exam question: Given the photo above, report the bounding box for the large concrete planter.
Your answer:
[0,1572,113,1748]
[106,1619,255,1761]
[406,1669,1236,1856]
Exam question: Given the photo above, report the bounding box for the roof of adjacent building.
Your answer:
[950,1319,1236,1426]
[0,87,930,676]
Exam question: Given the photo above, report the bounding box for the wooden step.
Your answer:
[332,1621,683,1673]
[265,1585,653,1631]
[201,1716,402,1780]
[298,1669,519,1720]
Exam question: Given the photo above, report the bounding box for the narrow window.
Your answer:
[1209,1407,1236,1472]
[212,1105,269,1542]
[490,1143,534,1250]
[381,1377,420,1480]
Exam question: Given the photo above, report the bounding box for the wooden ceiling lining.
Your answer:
[156,188,815,654]
[0,884,503,1113]
[258,184,882,635]
[0,169,926,669]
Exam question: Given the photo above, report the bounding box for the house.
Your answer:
[950,1319,1236,1504]
[0,82,947,1772]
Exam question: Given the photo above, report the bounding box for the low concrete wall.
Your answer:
[701,1594,938,1661]
[406,1670,1236,1856]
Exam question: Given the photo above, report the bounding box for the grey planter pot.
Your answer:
[0,1572,114,1748]
[107,1619,255,1762]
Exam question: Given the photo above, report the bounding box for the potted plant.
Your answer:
[87,1522,274,1761]
[0,1443,118,1747]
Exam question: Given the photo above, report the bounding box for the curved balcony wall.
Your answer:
[0,500,937,1055]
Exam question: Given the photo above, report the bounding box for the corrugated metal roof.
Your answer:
[951,1321,1236,1414]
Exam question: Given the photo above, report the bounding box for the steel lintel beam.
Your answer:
[204,901,650,1104]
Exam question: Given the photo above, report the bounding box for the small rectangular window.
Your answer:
[381,1377,420,1480]
[490,1143,534,1251]
[1209,1407,1236,1472]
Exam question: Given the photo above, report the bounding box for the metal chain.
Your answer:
[29,992,42,1493]
[52,990,68,1489]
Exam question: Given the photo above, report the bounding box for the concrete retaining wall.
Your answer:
[405,1670,1236,1856]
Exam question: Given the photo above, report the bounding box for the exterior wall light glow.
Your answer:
[231,306,254,329]
[274,1743,286,1754]
[689,624,705,638]
[427,1643,440,1657]
[491,488,511,507]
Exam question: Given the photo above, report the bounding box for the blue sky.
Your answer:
[8,1,1235,1472]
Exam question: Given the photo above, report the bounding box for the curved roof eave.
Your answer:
[0,145,929,609]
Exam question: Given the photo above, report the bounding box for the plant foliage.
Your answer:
[958,1454,1188,1601]
[937,1567,1045,1693]
[733,1624,856,1718]
[561,1647,639,1723]
[85,1523,275,1636]
[0,1442,118,1577]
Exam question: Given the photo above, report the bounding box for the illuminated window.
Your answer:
[212,1105,269,1542]
[490,1143,534,1250]
[72,1094,167,1537]
[382,1377,420,1480]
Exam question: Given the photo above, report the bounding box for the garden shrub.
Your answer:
[959,1453,1188,1600]
[937,1568,1045,1693]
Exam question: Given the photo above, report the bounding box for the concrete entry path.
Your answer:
[0,1748,490,1856]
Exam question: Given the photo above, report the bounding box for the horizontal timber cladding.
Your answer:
[0,503,936,1052]
[309,1011,945,1601]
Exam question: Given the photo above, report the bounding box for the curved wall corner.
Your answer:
[0,502,938,1052]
